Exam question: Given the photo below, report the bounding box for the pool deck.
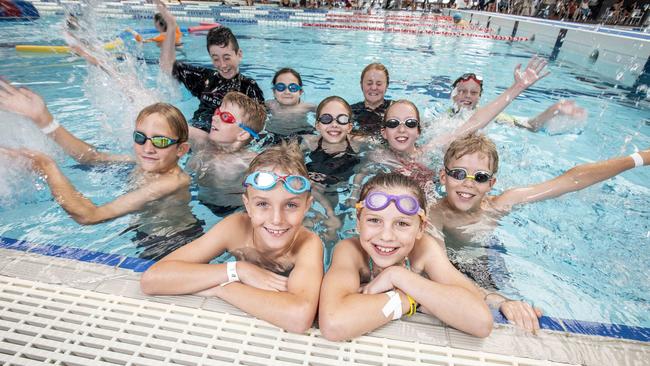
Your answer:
[1,244,649,366]
[3,2,649,365]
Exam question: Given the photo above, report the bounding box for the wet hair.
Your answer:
[272,67,303,86]
[444,133,499,174]
[246,140,309,178]
[154,13,167,32]
[316,96,352,118]
[452,74,483,94]
[383,99,421,133]
[206,26,239,52]
[136,103,188,144]
[222,91,267,139]
[358,172,427,216]
[360,63,390,86]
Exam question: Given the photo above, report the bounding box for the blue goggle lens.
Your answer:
[273,83,302,93]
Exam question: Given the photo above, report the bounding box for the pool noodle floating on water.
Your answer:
[188,23,221,33]
[15,38,123,53]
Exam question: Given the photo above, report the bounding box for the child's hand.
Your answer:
[0,147,55,174]
[513,56,550,91]
[154,0,177,26]
[237,261,288,292]
[499,300,543,333]
[0,78,53,128]
[555,99,587,120]
[360,266,403,295]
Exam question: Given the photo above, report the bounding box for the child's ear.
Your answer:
[176,142,190,157]
[488,176,497,189]
[439,168,447,184]
[416,220,425,240]
[242,193,250,213]
[380,128,387,140]
[236,130,252,142]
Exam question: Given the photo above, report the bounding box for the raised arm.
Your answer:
[0,79,130,164]
[525,99,587,132]
[319,239,404,341]
[429,56,550,148]
[155,0,177,74]
[1,147,186,224]
[494,149,650,210]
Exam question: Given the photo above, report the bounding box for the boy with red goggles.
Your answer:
[186,91,267,216]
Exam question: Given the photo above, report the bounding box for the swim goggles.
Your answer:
[243,171,311,194]
[272,83,302,93]
[384,118,419,129]
[317,113,350,125]
[213,108,260,140]
[355,191,425,219]
[452,73,483,89]
[133,131,178,149]
[445,167,493,184]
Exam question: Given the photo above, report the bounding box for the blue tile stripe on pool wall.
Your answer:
[1,235,648,342]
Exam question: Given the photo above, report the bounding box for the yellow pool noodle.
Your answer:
[15,38,123,53]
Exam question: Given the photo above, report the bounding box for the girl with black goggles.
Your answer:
[384,118,419,129]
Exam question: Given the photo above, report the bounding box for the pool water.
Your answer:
[0,14,649,329]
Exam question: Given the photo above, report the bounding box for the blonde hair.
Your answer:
[444,133,499,174]
[316,96,352,118]
[136,103,188,143]
[358,173,427,215]
[360,63,389,86]
[383,100,421,133]
[246,140,309,178]
[223,91,267,137]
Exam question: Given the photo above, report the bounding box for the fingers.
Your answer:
[501,301,541,333]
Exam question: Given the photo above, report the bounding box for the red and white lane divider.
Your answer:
[318,17,493,33]
[301,23,529,41]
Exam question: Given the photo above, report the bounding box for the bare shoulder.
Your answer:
[329,237,365,269]
[293,227,323,255]
[144,169,190,195]
[214,212,251,241]
[411,234,444,262]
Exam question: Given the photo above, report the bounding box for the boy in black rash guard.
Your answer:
[156,0,264,132]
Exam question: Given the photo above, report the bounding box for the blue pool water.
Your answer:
[0,13,649,332]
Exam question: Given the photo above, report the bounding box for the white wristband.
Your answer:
[381,290,403,320]
[630,152,644,168]
[220,261,240,287]
[40,119,60,134]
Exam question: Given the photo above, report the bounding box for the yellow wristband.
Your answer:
[406,294,417,317]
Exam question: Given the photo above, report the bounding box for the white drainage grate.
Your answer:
[0,275,570,366]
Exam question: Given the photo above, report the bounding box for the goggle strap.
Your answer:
[238,123,260,140]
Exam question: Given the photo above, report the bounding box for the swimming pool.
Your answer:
[1,5,649,339]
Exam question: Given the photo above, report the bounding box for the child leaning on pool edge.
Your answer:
[430,133,650,331]
[141,141,324,334]
[318,173,492,341]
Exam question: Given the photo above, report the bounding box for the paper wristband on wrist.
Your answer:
[382,291,403,320]
[630,152,644,168]
[40,119,60,134]
[220,261,239,287]
[406,294,417,317]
